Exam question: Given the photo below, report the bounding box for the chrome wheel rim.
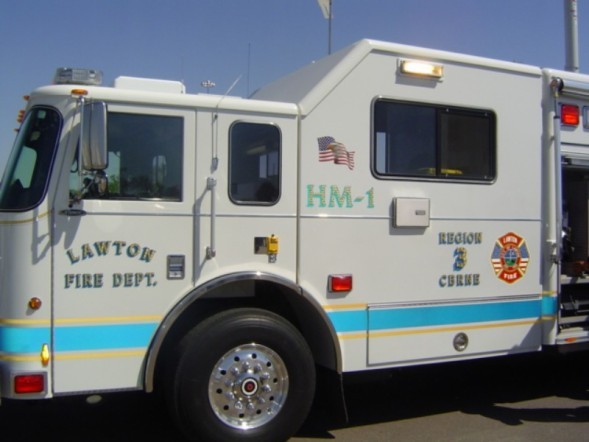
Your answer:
[208,343,289,429]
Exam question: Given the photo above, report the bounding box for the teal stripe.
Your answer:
[328,299,541,333]
[55,323,157,351]
[0,326,50,353]
[328,310,368,333]
[0,323,157,354]
[542,295,557,316]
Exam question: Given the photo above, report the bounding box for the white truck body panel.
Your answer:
[256,40,544,370]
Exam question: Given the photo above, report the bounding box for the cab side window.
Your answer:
[74,112,183,201]
[229,122,280,205]
[106,113,183,200]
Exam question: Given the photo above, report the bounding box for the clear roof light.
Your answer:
[54,68,103,86]
[399,59,444,79]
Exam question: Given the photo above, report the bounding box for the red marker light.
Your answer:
[562,104,580,126]
[329,274,353,292]
[14,374,45,394]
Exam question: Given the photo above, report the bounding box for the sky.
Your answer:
[0,0,587,172]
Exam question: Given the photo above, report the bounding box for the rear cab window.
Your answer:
[229,122,281,205]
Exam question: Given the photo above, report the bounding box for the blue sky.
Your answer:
[0,0,586,171]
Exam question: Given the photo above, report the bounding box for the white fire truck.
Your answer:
[2,39,589,440]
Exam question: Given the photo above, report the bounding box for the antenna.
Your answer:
[317,0,333,54]
[247,43,251,97]
[222,75,242,99]
[564,0,580,72]
[180,56,185,85]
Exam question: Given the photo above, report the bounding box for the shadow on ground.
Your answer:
[1,352,588,441]
[296,352,589,439]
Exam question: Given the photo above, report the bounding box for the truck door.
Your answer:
[51,104,195,394]
[194,109,299,287]
[365,97,543,366]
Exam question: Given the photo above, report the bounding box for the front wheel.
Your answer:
[167,308,315,441]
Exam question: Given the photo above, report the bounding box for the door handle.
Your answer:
[59,209,87,216]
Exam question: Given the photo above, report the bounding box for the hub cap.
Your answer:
[208,343,289,429]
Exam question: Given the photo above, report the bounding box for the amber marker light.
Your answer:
[28,297,42,310]
[41,344,50,366]
[70,88,89,97]
[16,109,26,124]
[16,95,30,124]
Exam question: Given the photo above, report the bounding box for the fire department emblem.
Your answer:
[491,232,530,284]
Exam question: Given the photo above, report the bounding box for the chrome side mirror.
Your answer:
[81,101,108,170]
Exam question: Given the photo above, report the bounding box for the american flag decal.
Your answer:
[317,136,355,170]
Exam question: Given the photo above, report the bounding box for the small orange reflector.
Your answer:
[16,110,26,124]
[14,374,45,394]
[565,337,578,343]
[562,104,580,126]
[329,274,353,292]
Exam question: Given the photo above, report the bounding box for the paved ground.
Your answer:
[1,351,588,441]
[293,351,589,441]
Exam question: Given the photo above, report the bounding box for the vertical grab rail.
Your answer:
[550,78,564,266]
[205,78,241,260]
[206,176,217,259]
[553,111,563,265]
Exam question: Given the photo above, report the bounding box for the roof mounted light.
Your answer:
[54,68,103,86]
[399,59,444,79]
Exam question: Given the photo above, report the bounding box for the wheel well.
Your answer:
[150,276,339,393]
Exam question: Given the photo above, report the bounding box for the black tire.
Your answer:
[166,308,315,442]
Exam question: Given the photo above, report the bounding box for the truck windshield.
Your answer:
[0,107,61,211]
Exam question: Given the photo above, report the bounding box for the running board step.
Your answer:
[560,314,589,325]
